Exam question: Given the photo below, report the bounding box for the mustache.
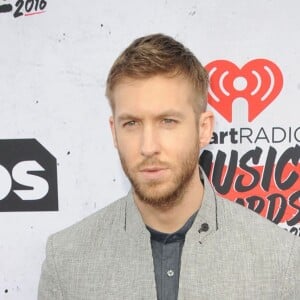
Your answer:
[136,158,170,170]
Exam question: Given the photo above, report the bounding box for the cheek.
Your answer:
[116,134,139,158]
[163,125,199,145]
[162,136,196,159]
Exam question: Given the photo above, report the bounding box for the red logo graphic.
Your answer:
[205,59,283,122]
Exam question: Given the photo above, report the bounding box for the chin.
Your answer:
[135,184,182,208]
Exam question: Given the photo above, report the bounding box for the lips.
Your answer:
[139,166,169,180]
[140,166,166,172]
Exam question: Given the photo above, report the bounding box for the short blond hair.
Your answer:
[106,33,208,113]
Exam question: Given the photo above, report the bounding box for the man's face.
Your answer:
[110,75,212,208]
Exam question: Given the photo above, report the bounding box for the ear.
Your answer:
[198,111,214,148]
[109,116,118,148]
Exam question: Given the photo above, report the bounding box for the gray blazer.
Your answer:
[38,176,300,299]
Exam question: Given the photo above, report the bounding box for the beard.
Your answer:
[118,138,200,208]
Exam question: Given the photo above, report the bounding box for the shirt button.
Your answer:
[167,269,174,277]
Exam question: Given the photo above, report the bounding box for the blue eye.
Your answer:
[124,120,137,127]
[163,119,176,124]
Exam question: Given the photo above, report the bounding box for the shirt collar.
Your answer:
[146,210,198,244]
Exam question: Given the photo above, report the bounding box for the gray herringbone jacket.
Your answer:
[38,175,300,299]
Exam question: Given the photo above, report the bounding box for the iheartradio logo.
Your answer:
[205,59,283,122]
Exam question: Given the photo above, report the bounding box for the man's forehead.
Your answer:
[109,75,200,119]
[114,75,195,102]
[114,74,194,93]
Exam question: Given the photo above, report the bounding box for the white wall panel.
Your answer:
[0,1,299,298]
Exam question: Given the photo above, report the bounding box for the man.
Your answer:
[38,34,300,299]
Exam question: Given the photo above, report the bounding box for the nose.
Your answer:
[140,125,160,157]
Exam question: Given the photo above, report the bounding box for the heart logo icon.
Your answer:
[205,59,283,122]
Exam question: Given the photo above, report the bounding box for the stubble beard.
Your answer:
[118,140,200,209]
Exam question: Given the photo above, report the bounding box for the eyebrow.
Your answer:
[117,110,185,123]
[156,110,185,120]
[116,114,139,123]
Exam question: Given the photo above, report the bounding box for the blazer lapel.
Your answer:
[178,174,219,299]
[123,193,157,299]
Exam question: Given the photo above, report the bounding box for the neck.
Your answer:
[134,168,204,233]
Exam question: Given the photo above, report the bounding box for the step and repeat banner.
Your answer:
[0,1,299,299]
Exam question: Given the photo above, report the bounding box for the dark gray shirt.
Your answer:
[146,211,198,300]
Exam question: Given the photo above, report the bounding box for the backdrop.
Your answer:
[0,0,299,299]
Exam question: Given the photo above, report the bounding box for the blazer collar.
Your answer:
[123,169,219,243]
[185,171,219,245]
[123,190,150,241]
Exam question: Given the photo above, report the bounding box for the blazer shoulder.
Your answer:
[49,195,127,251]
[217,195,299,246]
[216,196,300,289]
